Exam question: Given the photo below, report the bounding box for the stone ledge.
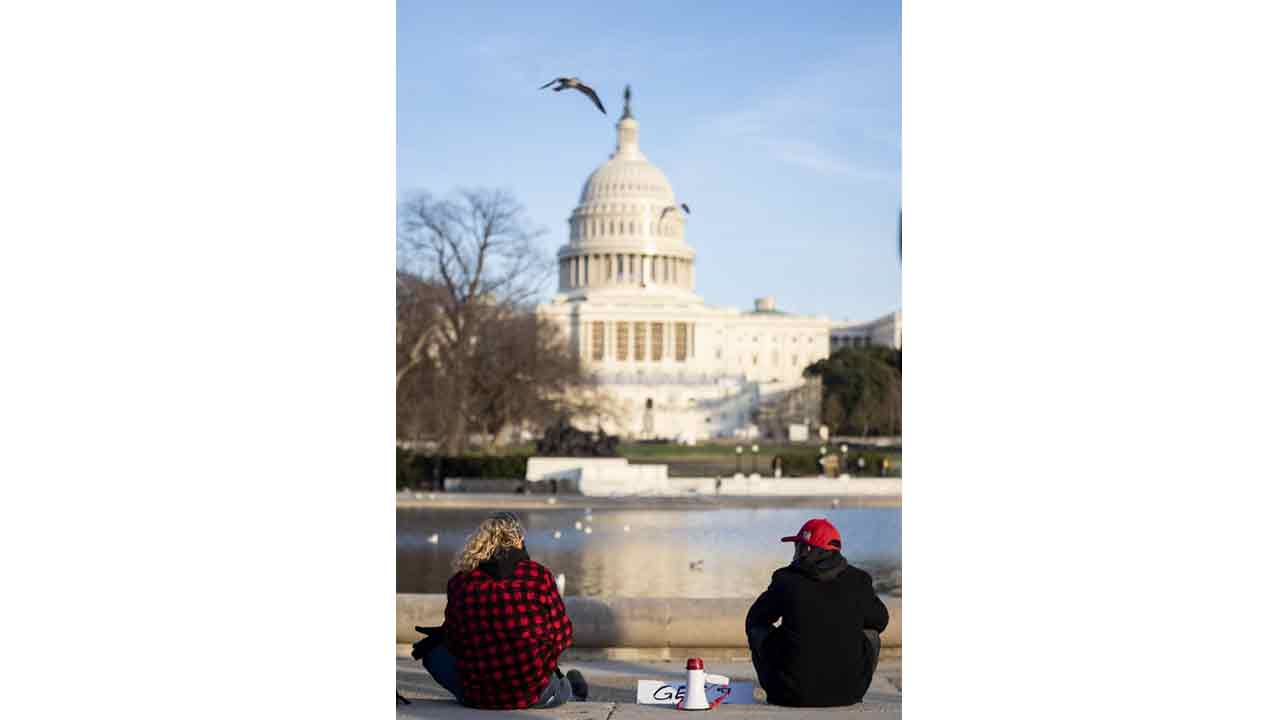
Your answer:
[397,594,901,648]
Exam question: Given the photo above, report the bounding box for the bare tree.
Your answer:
[467,311,602,449]
[396,188,593,453]
[396,272,455,447]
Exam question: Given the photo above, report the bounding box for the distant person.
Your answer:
[745,518,889,707]
[880,458,890,477]
[856,455,866,476]
[411,512,588,709]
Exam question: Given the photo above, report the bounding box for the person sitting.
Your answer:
[745,518,889,707]
[411,512,588,709]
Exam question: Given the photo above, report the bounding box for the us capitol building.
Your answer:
[538,88,898,442]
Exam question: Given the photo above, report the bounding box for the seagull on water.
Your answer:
[659,203,691,222]
[539,77,607,115]
[427,533,439,544]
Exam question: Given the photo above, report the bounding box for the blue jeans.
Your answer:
[424,645,572,709]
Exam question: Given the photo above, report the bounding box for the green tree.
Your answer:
[805,346,901,437]
[822,393,847,434]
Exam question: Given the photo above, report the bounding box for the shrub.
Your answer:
[396,449,532,490]
[765,450,898,477]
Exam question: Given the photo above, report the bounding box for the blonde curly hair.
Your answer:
[454,512,526,573]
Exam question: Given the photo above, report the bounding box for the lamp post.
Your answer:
[840,444,848,475]
[735,445,743,475]
[751,444,759,475]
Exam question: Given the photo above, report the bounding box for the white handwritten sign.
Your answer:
[635,679,756,705]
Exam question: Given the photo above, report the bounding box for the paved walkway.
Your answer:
[396,655,901,719]
[397,492,900,510]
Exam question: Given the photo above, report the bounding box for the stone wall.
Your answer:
[397,594,901,649]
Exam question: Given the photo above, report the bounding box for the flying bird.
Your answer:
[539,77,607,115]
[659,203,691,222]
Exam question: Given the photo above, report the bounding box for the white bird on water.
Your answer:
[574,520,583,531]
[623,524,631,533]
[553,530,562,539]
[584,526,593,535]
[427,533,439,544]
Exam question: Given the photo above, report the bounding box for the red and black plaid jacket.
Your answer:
[444,555,573,709]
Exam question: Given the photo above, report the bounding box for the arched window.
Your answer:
[629,220,635,234]
[609,221,614,235]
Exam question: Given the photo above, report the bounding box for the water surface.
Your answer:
[398,506,901,598]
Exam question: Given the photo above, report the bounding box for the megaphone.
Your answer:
[675,658,731,711]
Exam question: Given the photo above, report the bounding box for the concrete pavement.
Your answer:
[397,492,901,510]
[396,655,901,719]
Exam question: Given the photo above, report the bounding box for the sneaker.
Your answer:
[566,669,588,701]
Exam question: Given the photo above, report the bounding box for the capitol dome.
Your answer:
[557,86,696,298]
[576,133,676,207]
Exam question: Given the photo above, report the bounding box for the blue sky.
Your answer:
[398,0,900,322]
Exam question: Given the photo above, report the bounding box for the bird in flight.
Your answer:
[539,77,607,115]
[659,203,691,221]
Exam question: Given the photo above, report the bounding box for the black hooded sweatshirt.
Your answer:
[745,549,889,707]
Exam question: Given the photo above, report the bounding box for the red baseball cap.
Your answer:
[781,518,842,550]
